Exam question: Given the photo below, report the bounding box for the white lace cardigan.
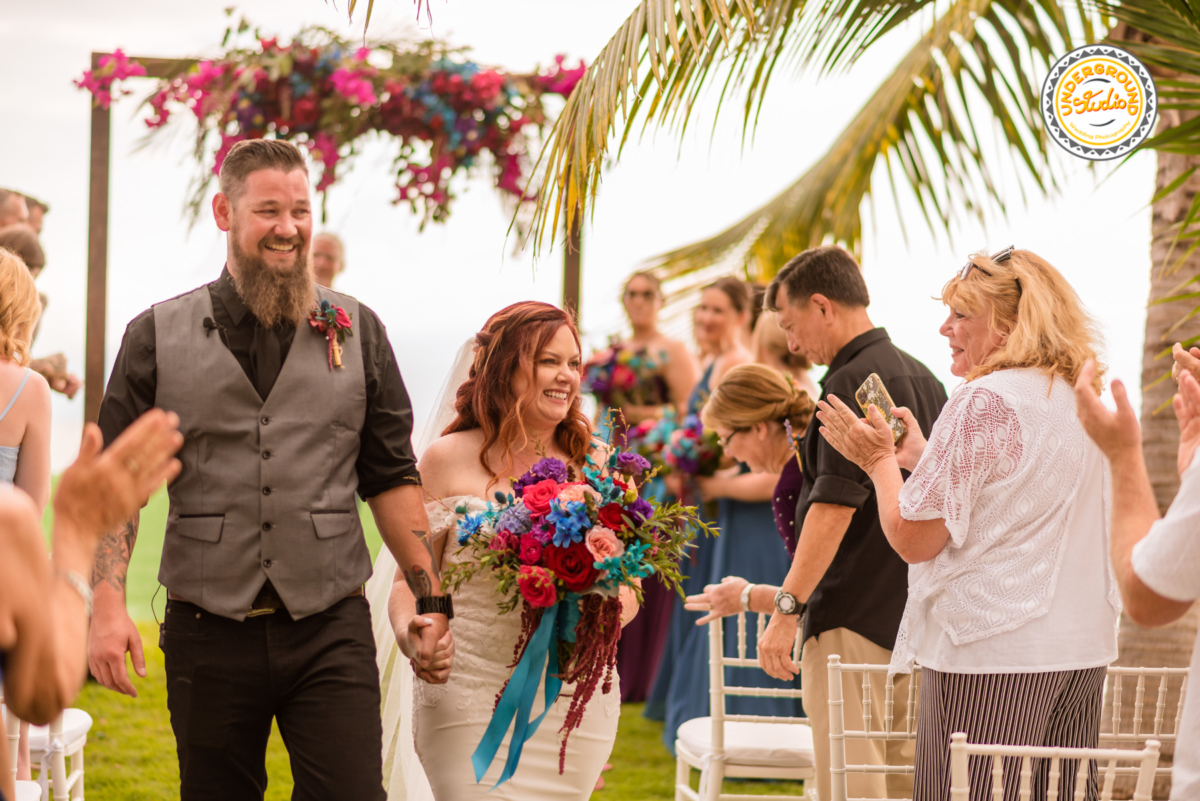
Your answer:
[891,367,1119,673]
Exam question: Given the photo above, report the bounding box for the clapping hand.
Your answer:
[1073,360,1141,461]
[685,576,748,626]
[816,395,897,474]
[1172,343,1200,386]
[1174,369,1200,477]
[54,411,183,541]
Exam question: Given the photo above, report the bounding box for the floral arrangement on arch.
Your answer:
[75,22,585,225]
[441,449,713,785]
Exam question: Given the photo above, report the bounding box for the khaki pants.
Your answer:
[801,628,915,801]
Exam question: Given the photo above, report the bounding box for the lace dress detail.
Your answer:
[892,369,1118,673]
[412,496,619,800]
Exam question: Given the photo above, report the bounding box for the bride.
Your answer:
[368,301,637,799]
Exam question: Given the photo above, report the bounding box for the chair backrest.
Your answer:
[707,612,806,747]
[948,733,1161,801]
[1101,666,1189,747]
[2,697,19,783]
[827,654,921,801]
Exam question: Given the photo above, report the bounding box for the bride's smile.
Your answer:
[516,325,582,427]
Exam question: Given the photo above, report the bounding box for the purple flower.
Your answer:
[513,457,570,495]
[627,498,654,526]
[616,452,651,476]
[496,505,533,535]
[530,520,556,545]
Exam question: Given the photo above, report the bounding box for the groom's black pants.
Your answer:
[162,596,386,801]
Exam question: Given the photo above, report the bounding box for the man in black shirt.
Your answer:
[88,139,451,800]
[760,246,947,801]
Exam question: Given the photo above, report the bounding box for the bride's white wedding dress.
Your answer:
[366,340,620,800]
[413,496,620,799]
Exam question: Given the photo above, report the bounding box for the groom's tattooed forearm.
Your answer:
[403,565,434,599]
[92,512,140,591]
[413,529,441,580]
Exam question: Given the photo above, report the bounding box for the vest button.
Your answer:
[262,450,272,460]
[261,416,270,425]
[262,521,273,531]
[262,486,271,496]
[263,559,273,568]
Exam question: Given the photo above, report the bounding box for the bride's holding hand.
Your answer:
[389,301,635,800]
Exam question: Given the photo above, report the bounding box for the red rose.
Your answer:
[517,565,557,608]
[522,479,560,517]
[334,306,352,329]
[518,534,544,565]
[597,503,629,532]
[543,541,602,593]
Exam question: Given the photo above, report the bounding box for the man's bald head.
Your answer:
[0,190,29,229]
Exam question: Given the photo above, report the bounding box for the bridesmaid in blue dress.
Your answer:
[644,277,752,735]
[585,271,697,704]
[681,363,818,730]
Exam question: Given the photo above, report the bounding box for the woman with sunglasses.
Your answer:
[817,248,1119,800]
[586,271,696,707]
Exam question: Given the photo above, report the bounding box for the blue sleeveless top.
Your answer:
[0,368,33,483]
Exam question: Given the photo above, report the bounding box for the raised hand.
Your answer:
[1073,360,1141,460]
[1172,343,1200,386]
[1174,369,1200,477]
[816,394,896,473]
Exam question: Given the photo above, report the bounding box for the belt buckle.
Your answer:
[245,606,277,618]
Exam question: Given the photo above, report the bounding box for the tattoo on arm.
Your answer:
[402,565,434,599]
[413,529,441,580]
[91,512,140,591]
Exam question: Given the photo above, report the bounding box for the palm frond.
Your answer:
[642,0,1092,278]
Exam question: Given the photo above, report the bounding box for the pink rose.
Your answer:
[585,526,625,562]
[522,479,560,517]
[557,483,600,505]
[517,565,558,608]
[488,531,516,552]
[518,533,544,565]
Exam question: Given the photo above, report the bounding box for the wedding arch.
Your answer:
[76,25,585,423]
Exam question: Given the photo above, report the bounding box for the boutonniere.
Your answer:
[308,299,354,370]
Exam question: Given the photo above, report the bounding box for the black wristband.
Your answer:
[416,595,454,620]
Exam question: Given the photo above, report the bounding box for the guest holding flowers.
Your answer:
[817,248,1120,800]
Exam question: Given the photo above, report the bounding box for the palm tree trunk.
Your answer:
[1111,110,1200,799]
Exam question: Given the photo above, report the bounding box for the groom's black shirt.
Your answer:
[98,268,421,498]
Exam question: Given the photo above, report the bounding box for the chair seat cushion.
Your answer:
[677,717,816,768]
[15,779,42,801]
[29,707,93,755]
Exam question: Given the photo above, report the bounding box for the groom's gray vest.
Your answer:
[153,284,371,621]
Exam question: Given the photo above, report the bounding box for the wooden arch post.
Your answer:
[84,53,191,424]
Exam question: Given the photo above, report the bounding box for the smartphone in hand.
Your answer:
[855,373,907,444]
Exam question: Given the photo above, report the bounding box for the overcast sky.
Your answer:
[1,0,1156,470]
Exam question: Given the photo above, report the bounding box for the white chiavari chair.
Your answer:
[948,732,1160,801]
[674,611,813,801]
[827,655,920,801]
[28,708,91,800]
[2,696,42,801]
[1101,665,1188,784]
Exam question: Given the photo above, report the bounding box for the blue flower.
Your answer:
[546,500,591,547]
[595,541,656,581]
[456,512,488,545]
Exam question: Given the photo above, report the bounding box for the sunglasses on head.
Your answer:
[959,245,1015,280]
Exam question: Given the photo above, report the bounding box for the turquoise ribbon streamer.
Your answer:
[471,594,581,787]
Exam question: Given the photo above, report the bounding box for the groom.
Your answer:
[88,139,453,800]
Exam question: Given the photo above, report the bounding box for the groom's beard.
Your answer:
[229,226,315,329]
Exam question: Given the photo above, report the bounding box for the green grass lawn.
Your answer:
[45,489,805,799]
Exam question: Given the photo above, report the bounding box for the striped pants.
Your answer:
[914,666,1107,801]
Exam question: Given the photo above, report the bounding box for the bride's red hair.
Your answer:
[443,301,592,482]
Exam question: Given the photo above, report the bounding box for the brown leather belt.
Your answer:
[167,584,365,616]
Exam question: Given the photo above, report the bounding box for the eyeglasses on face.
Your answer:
[959,245,1015,281]
[719,428,747,450]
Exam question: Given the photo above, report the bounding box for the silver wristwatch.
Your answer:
[774,588,804,616]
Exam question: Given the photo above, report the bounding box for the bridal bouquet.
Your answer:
[442,451,713,785]
[581,339,668,412]
[664,413,724,478]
